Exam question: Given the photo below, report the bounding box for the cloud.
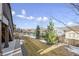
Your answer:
[16,14,35,20]
[16,10,48,21]
[12,10,15,16]
[21,9,26,15]
[26,16,35,20]
[37,17,42,21]
[43,17,48,21]
[16,15,26,19]
[36,16,48,22]
[67,22,78,26]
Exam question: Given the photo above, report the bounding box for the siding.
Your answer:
[0,4,2,20]
[65,31,79,40]
[2,3,14,40]
[64,31,79,46]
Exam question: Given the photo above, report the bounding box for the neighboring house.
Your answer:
[25,29,36,36]
[0,3,14,55]
[55,27,65,43]
[65,31,79,40]
[55,26,79,46]
[64,26,79,46]
[56,28,64,36]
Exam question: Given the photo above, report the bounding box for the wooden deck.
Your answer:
[23,36,78,56]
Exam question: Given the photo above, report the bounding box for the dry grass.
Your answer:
[24,36,78,56]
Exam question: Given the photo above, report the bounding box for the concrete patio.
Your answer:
[2,39,23,56]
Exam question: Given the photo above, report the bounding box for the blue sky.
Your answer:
[11,3,79,29]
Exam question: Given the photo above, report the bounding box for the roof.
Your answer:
[63,25,79,32]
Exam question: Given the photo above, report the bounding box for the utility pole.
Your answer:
[0,3,2,56]
[0,21,2,56]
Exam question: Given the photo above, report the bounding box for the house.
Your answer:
[65,31,79,40]
[55,27,65,43]
[64,26,79,46]
[0,3,14,55]
[55,26,79,46]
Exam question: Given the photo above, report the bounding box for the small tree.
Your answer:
[13,24,16,32]
[45,18,58,45]
[36,25,40,39]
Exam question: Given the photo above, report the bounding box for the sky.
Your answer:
[11,3,79,29]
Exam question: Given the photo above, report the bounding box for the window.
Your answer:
[77,34,79,39]
[69,33,75,39]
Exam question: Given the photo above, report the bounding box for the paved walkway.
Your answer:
[24,34,35,39]
[65,45,79,55]
[2,39,23,56]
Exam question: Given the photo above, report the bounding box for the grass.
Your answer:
[23,36,78,56]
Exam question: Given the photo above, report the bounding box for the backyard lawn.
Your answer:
[23,36,78,56]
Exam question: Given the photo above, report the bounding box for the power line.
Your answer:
[51,16,79,34]
[68,3,79,24]
[59,4,79,25]
[68,19,79,24]
[71,3,79,11]
[70,3,79,15]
